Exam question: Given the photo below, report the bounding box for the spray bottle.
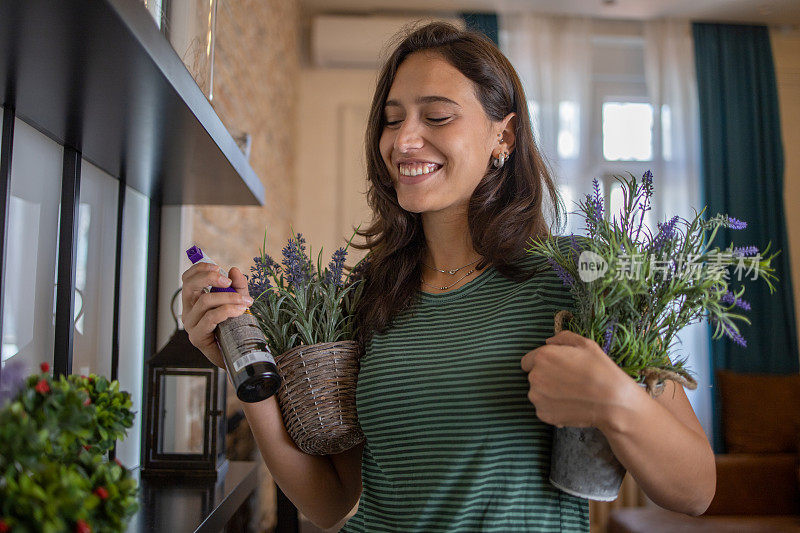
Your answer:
[186,246,281,403]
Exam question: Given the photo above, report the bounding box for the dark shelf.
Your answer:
[0,0,265,206]
[126,460,259,533]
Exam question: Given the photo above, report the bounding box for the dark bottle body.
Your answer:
[215,309,281,403]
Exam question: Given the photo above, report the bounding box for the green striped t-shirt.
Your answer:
[341,239,590,532]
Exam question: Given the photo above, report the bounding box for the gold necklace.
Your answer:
[421,267,478,291]
[422,257,481,275]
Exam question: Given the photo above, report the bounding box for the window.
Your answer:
[591,30,657,231]
[558,101,580,159]
[72,160,119,379]
[1,119,63,367]
[602,101,653,161]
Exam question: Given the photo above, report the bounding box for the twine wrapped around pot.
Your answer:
[553,310,697,398]
[274,340,364,455]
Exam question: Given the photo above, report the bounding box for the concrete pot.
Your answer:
[549,426,626,501]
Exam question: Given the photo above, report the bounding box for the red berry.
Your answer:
[75,519,91,533]
[93,487,109,500]
[0,519,10,532]
[34,379,50,394]
[83,445,91,451]
[40,362,50,373]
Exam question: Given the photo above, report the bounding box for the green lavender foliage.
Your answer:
[248,227,367,355]
[0,371,139,532]
[526,171,779,384]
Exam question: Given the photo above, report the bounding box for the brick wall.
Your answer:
[188,0,299,274]
[183,0,301,530]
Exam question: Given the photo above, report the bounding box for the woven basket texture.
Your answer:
[275,340,365,455]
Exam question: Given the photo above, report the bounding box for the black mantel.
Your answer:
[0,0,265,206]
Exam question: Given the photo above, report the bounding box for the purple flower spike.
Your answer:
[602,319,617,354]
[547,257,575,287]
[641,170,654,199]
[721,290,751,311]
[725,326,748,347]
[592,179,604,217]
[249,254,275,297]
[282,233,312,289]
[724,216,747,230]
[585,180,605,234]
[324,247,348,287]
[649,215,679,254]
[569,234,582,265]
[733,245,759,257]
[712,316,748,347]
[347,254,371,285]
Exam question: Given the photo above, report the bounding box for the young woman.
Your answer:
[180,22,715,532]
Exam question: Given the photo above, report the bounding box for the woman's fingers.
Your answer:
[181,262,233,308]
[183,290,252,330]
[179,262,254,369]
[189,303,250,347]
[228,266,250,298]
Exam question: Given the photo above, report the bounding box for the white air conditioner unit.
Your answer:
[310,14,465,69]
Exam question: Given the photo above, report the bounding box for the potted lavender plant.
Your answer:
[527,170,780,500]
[246,228,368,455]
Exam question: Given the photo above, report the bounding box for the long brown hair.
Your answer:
[349,21,565,349]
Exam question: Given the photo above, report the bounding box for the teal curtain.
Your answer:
[460,13,498,46]
[693,22,799,452]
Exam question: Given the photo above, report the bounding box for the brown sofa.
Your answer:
[608,370,800,532]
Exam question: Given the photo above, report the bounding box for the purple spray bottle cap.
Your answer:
[186,245,204,264]
[186,245,237,293]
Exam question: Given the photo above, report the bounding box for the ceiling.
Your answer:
[299,0,800,26]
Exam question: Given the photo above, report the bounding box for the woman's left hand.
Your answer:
[520,329,642,429]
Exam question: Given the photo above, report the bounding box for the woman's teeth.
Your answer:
[399,163,441,176]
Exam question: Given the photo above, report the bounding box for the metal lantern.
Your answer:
[142,289,228,480]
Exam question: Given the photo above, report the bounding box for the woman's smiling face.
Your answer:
[379,51,501,215]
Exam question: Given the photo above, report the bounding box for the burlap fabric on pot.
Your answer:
[275,340,364,455]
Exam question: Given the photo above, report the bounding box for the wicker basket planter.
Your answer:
[274,340,365,455]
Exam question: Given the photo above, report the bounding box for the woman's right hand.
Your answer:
[180,262,253,368]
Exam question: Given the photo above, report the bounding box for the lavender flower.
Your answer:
[592,178,604,220]
[712,317,748,347]
[324,247,348,287]
[733,245,759,257]
[649,215,679,254]
[0,358,28,406]
[282,233,312,289]
[723,216,747,230]
[249,254,275,298]
[641,170,654,198]
[634,171,654,241]
[569,234,582,265]
[602,319,617,354]
[346,254,371,286]
[547,257,575,287]
[584,179,605,235]
[721,290,751,311]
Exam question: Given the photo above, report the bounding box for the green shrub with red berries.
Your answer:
[0,363,139,532]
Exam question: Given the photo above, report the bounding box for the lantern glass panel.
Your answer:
[159,374,207,454]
